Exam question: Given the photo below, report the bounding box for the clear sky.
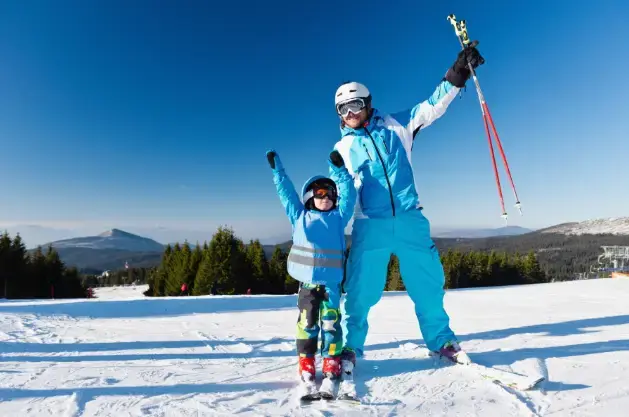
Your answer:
[0,0,627,246]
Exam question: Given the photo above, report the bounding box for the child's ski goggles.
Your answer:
[313,187,336,199]
[336,98,367,117]
[304,186,337,202]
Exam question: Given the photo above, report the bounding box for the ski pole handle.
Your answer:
[447,14,471,47]
[447,14,479,79]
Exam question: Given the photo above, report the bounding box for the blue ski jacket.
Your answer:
[271,155,356,287]
[331,79,460,219]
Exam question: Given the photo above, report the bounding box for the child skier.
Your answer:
[266,149,356,399]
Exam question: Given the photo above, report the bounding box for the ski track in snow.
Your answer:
[1,279,629,416]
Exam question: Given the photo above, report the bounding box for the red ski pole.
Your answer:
[447,14,522,224]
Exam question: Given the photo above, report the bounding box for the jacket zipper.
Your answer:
[364,126,396,217]
[362,143,373,161]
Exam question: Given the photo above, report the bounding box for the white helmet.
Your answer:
[334,82,371,108]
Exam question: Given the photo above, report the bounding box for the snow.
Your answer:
[92,285,149,300]
[541,217,629,235]
[1,279,629,416]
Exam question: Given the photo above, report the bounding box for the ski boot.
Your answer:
[336,348,359,401]
[297,356,319,401]
[322,356,342,379]
[438,340,471,365]
[340,347,356,373]
[319,356,341,399]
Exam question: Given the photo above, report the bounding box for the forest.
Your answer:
[142,226,548,297]
[4,223,623,299]
[0,232,86,299]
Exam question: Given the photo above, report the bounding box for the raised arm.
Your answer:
[328,150,356,228]
[388,44,485,141]
[266,150,304,226]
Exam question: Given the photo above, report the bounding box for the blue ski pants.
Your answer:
[340,208,456,356]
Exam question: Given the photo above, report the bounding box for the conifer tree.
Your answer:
[246,239,269,293]
[188,243,203,292]
[45,244,65,298]
[166,242,192,295]
[59,266,85,298]
[194,251,216,295]
[0,232,12,298]
[386,255,404,291]
[157,245,173,296]
[7,234,28,298]
[194,226,249,295]
[522,250,546,284]
[29,246,49,298]
[268,246,289,294]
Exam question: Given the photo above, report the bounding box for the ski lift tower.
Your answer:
[590,246,629,277]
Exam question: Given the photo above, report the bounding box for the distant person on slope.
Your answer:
[266,149,356,397]
[331,44,485,373]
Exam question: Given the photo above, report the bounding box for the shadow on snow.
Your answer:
[0,381,295,414]
[0,294,298,319]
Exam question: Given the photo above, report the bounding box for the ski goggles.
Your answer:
[336,98,367,117]
[313,187,336,199]
[304,186,337,202]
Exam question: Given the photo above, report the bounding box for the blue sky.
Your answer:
[0,0,627,246]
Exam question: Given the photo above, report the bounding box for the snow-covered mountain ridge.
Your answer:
[540,217,629,236]
[46,228,164,252]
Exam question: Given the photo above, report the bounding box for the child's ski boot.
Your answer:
[297,356,319,401]
[319,356,341,399]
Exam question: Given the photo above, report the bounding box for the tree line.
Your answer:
[145,226,291,296]
[434,232,629,281]
[0,226,550,300]
[144,226,548,297]
[0,232,86,299]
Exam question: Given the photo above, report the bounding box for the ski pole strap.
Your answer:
[447,14,471,46]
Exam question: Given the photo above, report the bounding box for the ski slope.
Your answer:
[1,279,629,416]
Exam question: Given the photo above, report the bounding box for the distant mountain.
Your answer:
[28,229,165,273]
[538,217,629,236]
[47,228,165,252]
[432,226,534,238]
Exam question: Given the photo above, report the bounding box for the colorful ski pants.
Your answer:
[296,282,342,358]
[341,208,456,356]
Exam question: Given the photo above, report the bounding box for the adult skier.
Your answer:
[331,42,485,373]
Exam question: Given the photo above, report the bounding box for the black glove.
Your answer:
[329,150,344,168]
[266,151,277,169]
[445,40,485,88]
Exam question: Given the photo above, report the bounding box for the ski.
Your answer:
[432,350,545,391]
[299,392,321,403]
[468,362,545,391]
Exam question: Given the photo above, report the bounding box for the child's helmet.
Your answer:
[301,175,338,210]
